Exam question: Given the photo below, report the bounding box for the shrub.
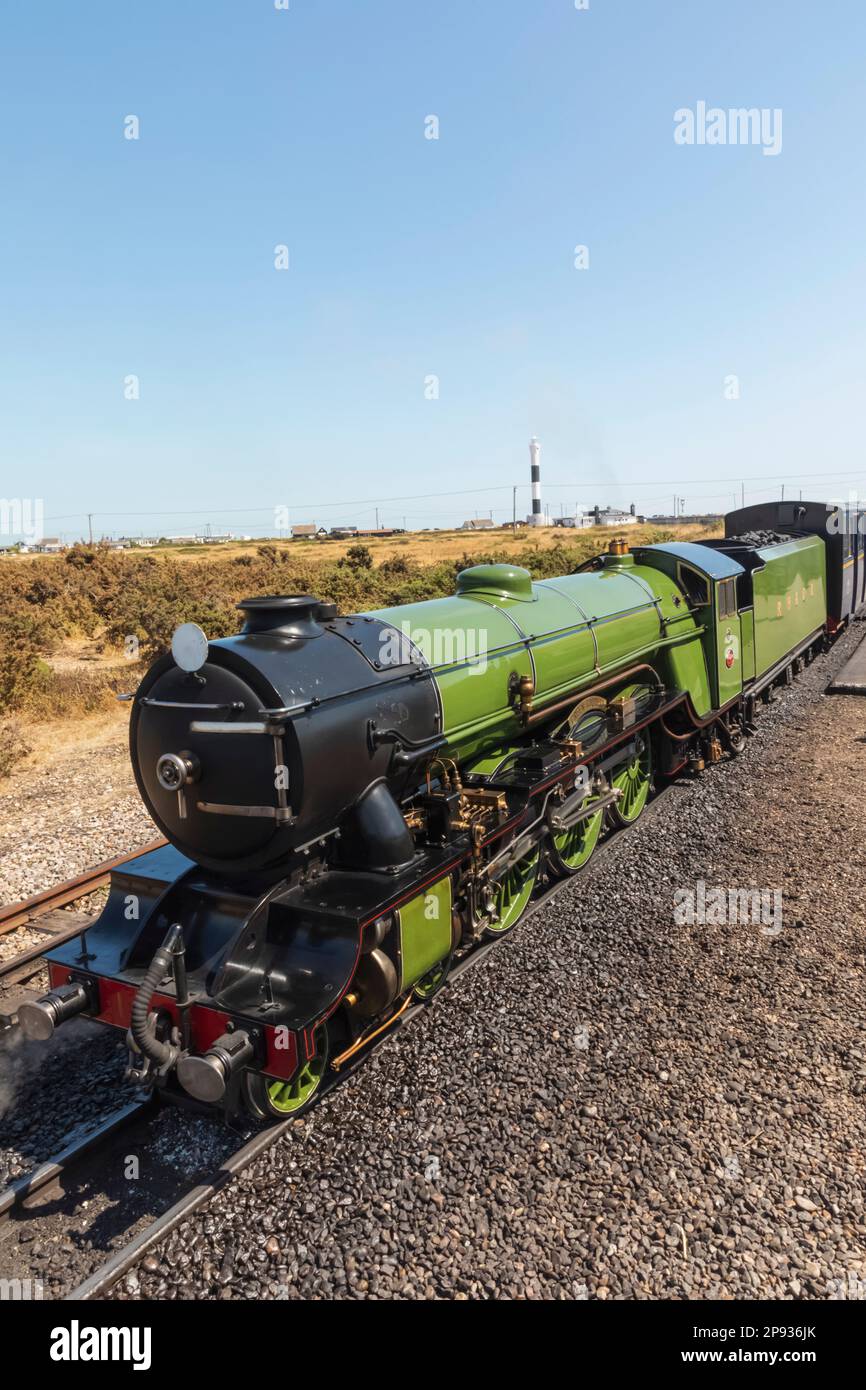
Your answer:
[343,544,373,571]
[0,718,31,780]
[0,611,53,710]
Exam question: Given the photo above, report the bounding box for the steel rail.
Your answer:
[0,838,167,939]
[0,1099,154,1223]
[0,840,168,985]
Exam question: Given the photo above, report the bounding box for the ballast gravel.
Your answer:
[0,736,154,907]
[97,620,866,1302]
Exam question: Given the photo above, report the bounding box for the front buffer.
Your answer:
[25,842,455,1119]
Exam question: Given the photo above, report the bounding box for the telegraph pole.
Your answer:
[512,485,517,529]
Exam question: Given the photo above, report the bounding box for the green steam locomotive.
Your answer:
[20,505,855,1120]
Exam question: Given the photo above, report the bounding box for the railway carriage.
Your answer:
[18,502,862,1120]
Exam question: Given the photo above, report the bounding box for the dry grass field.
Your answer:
[0,522,721,780]
[7,522,717,567]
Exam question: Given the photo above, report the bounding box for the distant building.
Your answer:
[329,526,359,539]
[35,537,64,553]
[292,524,328,539]
[461,518,496,530]
[648,513,722,526]
[576,506,641,528]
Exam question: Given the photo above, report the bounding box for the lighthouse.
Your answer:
[527,437,549,527]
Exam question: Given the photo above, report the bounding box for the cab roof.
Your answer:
[633,541,745,580]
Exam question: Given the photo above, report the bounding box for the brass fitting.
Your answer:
[510,671,535,720]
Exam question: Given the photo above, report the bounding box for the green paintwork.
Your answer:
[456,565,534,601]
[714,601,742,707]
[397,876,452,990]
[413,957,449,1000]
[266,1052,327,1113]
[610,735,652,823]
[371,558,713,763]
[740,608,756,682]
[552,802,604,870]
[463,745,525,778]
[483,848,540,934]
[750,536,826,678]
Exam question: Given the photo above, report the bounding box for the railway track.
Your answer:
[0,1100,153,1223]
[2,784,681,1302]
[2,776,686,1302]
[58,783,677,1301]
[0,630,858,1302]
[0,839,167,1024]
[0,839,167,941]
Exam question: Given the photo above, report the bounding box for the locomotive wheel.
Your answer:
[609,736,652,826]
[727,724,746,756]
[413,954,452,1002]
[480,848,540,937]
[549,798,604,876]
[243,1027,329,1120]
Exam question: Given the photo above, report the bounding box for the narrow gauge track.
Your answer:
[0,639,824,1301]
[63,781,677,1301]
[0,840,167,1015]
[0,1100,153,1222]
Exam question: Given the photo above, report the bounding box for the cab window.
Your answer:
[678,565,709,608]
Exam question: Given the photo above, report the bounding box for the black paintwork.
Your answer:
[45,841,460,1035]
[724,501,863,627]
[129,600,441,875]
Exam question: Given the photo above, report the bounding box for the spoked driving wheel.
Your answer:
[413,955,452,1002]
[243,1026,329,1120]
[609,735,652,827]
[548,796,604,876]
[477,847,540,937]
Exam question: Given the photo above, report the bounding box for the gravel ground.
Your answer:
[0,1021,137,1187]
[0,736,154,906]
[0,1103,245,1296]
[91,621,865,1302]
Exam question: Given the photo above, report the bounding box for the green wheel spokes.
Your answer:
[610,738,652,825]
[266,1051,327,1114]
[414,957,450,1001]
[485,849,540,935]
[551,801,604,873]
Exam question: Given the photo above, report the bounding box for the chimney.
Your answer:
[630,502,636,516]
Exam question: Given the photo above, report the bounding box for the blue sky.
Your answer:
[1,1,864,539]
